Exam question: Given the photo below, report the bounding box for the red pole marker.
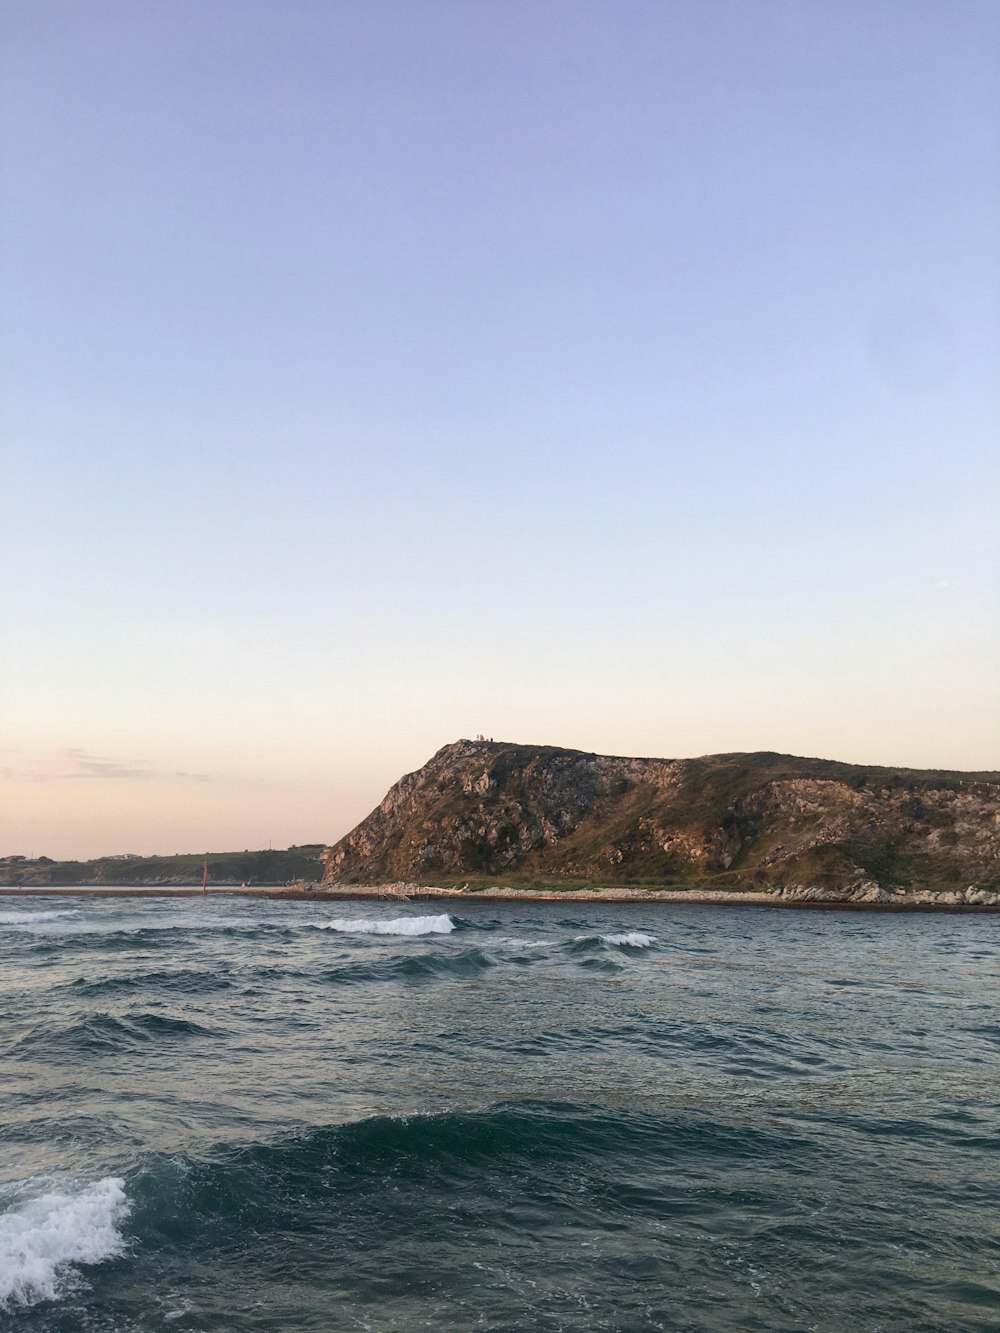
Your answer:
[202,861,208,895]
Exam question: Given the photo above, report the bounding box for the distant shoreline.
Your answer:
[0,886,281,898]
[2,884,997,912]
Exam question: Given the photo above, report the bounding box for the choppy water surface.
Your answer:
[2,895,997,1331]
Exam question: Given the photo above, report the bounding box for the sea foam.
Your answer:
[0,910,80,927]
[0,1178,129,1307]
[320,914,456,936]
[601,932,654,948]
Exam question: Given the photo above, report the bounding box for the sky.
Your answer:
[2,0,998,859]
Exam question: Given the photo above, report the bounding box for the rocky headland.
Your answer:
[321,739,1000,908]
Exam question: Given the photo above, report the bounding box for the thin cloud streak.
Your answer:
[0,748,213,784]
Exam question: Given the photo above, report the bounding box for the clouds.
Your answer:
[0,748,211,784]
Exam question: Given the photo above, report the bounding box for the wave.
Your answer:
[0,1177,129,1308]
[101,1105,875,1333]
[0,909,80,927]
[18,1103,973,1331]
[125,1102,798,1236]
[567,931,656,953]
[64,968,234,999]
[14,1011,216,1057]
[17,920,302,955]
[317,947,496,986]
[317,913,456,936]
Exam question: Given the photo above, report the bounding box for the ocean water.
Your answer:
[2,895,998,1331]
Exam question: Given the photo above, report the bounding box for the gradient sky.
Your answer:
[2,0,998,859]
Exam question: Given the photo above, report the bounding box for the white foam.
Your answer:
[0,1178,129,1307]
[0,910,80,926]
[319,913,456,936]
[602,932,655,948]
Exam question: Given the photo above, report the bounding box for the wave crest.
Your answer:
[0,1178,129,1307]
[15,1011,215,1057]
[0,909,80,927]
[318,914,455,936]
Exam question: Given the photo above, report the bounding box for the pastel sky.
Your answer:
[2,0,998,859]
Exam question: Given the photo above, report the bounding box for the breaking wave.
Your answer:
[0,1178,129,1308]
[317,913,456,936]
[0,909,80,927]
[568,931,656,952]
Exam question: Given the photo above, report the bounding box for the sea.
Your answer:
[1,893,997,1331]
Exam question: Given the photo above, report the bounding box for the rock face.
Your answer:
[322,740,1000,901]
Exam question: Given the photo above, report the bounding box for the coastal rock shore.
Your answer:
[311,879,1000,912]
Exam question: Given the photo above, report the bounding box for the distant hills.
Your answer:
[0,846,325,889]
[322,739,1000,901]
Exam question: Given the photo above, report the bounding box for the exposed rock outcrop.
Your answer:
[322,740,1000,902]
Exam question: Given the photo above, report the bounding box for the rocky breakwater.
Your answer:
[321,740,1000,906]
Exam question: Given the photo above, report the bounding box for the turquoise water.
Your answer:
[2,895,998,1330]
